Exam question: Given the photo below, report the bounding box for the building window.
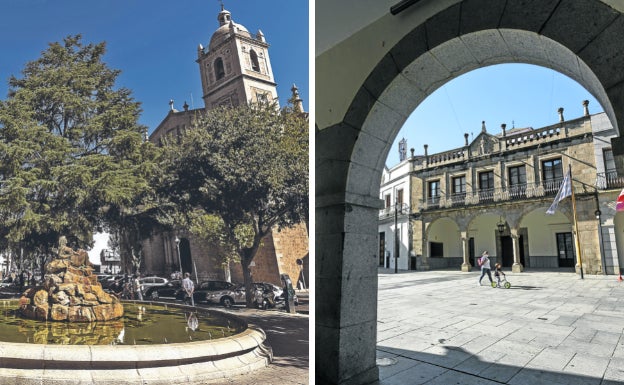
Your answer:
[428,180,440,206]
[385,194,391,208]
[508,165,527,198]
[451,175,466,205]
[542,158,563,194]
[214,57,225,80]
[478,170,494,202]
[604,148,616,173]
[396,188,403,207]
[250,49,260,72]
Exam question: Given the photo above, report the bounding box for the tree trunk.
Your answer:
[241,258,254,308]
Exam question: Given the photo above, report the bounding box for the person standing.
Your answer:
[182,272,195,306]
[132,274,143,301]
[478,251,493,286]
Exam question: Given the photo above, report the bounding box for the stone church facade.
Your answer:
[380,103,624,275]
[144,6,308,288]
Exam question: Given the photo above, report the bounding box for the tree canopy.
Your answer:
[159,103,308,305]
[0,35,159,271]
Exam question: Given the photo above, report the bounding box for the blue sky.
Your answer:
[0,0,309,135]
[386,63,603,167]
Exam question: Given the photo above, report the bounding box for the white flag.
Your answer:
[546,169,572,215]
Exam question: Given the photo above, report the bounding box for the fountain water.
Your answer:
[0,237,271,384]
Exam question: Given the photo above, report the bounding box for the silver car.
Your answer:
[206,286,246,307]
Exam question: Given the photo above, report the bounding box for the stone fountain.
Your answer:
[18,236,124,322]
[0,237,271,384]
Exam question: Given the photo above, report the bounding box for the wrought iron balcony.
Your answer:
[596,171,624,190]
[417,179,566,211]
[379,203,410,219]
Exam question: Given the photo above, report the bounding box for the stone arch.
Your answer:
[316,2,624,384]
[424,217,461,258]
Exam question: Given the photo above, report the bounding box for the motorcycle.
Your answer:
[253,286,284,310]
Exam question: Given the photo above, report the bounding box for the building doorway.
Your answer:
[379,232,385,267]
[469,237,475,266]
[179,238,193,274]
[557,232,575,268]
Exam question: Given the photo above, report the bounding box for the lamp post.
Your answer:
[175,236,182,275]
[394,201,400,274]
[595,209,607,275]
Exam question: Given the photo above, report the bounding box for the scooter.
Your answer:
[253,287,284,310]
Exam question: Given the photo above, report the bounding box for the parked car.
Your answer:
[202,285,245,307]
[191,281,238,303]
[144,280,182,300]
[139,276,169,294]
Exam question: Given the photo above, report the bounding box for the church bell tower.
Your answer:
[197,6,279,109]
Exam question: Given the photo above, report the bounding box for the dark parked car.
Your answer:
[144,280,182,300]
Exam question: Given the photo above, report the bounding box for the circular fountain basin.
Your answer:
[0,300,272,384]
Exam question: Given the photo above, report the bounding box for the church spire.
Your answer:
[290,84,304,113]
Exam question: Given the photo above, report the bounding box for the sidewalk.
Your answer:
[204,306,309,384]
[376,269,624,384]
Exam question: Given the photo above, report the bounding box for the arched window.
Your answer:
[250,49,260,72]
[214,57,225,80]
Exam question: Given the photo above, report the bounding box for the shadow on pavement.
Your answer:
[377,345,622,385]
[247,313,309,370]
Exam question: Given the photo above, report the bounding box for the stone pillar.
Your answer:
[316,195,381,385]
[511,229,524,273]
[461,232,472,272]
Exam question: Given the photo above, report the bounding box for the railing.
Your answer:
[417,178,566,211]
[596,171,624,190]
[379,203,411,219]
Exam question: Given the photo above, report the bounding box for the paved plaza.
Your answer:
[202,291,309,385]
[377,269,624,385]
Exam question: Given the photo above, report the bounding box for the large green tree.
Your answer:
[160,103,308,306]
[0,35,158,275]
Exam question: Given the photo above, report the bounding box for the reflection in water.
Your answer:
[0,301,244,345]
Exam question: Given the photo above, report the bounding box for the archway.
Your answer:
[179,238,193,275]
[316,2,624,384]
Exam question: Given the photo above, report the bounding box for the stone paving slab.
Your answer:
[377,269,624,385]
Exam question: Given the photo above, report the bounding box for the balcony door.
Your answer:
[478,171,494,203]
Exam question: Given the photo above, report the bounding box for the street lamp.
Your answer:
[175,236,182,275]
[595,208,607,274]
[496,217,506,235]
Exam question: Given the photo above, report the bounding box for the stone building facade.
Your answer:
[380,105,624,275]
[144,6,308,287]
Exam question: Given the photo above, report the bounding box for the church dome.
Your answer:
[208,7,250,51]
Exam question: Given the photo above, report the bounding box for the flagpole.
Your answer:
[570,165,584,279]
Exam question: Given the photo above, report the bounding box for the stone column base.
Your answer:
[512,263,524,273]
[461,263,472,272]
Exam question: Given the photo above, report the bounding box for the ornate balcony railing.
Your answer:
[379,203,411,219]
[416,178,566,211]
[596,171,624,190]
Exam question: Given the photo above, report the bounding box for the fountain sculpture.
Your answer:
[0,236,271,384]
[18,236,124,321]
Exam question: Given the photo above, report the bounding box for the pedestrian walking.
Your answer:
[477,251,493,286]
[182,272,195,306]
